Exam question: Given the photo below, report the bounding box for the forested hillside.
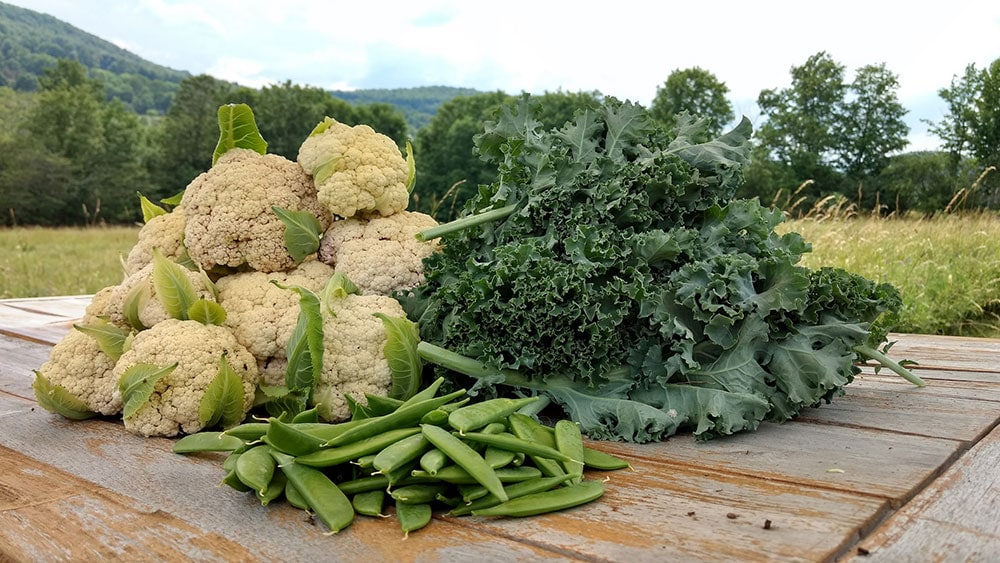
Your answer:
[332,86,482,130]
[0,1,189,113]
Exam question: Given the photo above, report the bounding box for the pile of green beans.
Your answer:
[172,377,631,536]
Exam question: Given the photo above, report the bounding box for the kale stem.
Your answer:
[853,344,926,387]
[415,204,518,241]
[416,341,533,387]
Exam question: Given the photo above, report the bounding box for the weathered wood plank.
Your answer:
[883,333,1000,374]
[0,334,52,401]
[0,296,89,345]
[842,424,1000,562]
[598,422,962,508]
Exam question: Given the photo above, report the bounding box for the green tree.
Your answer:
[253,80,355,159]
[835,63,909,180]
[650,67,733,136]
[928,63,982,167]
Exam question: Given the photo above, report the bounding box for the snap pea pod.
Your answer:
[471,479,605,518]
[554,420,585,484]
[284,479,310,511]
[582,447,631,471]
[322,390,466,448]
[447,396,540,433]
[264,417,326,457]
[420,424,508,502]
[410,465,542,485]
[448,474,574,517]
[235,444,276,495]
[256,469,286,506]
[364,394,405,416]
[458,432,575,464]
[484,446,516,469]
[296,427,421,468]
[507,413,565,478]
[220,470,252,493]
[223,422,270,441]
[396,501,432,537]
[418,448,449,475]
[352,489,387,517]
[291,406,320,423]
[270,450,355,534]
[390,484,448,505]
[372,433,431,475]
[352,454,377,470]
[172,431,245,453]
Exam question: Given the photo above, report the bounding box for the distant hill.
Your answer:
[0,1,190,114]
[332,86,483,130]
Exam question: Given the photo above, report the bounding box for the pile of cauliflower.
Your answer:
[32,106,440,437]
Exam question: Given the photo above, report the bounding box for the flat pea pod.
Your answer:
[297,427,421,468]
[458,484,489,503]
[173,431,245,454]
[352,453,377,470]
[507,413,565,478]
[484,446,516,469]
[419,408,450,426]
[458,432,575,464]
[418,448,449,475]
[256,469,286,506]
[264,417,326,457]
[220,470,252,492]
[352,489,387,517]
[390,484,447,505]
[447,396,540,434]
[291,406,321,423]
[480,421,508,434]
[471,479,605,518]
[449,474,573,517]
[372,433,431,475]
[420,424,508,502]
[554,420,586,484]
[270,450,355,534]
[284,479,310,511]
[293,419,369,442]
[223,422,270,442]
[396,501,432,537]
[323,389,466,448]
[410,465,541,485]
[583,446,631,471]
[337,474,391,496]
[235,445,276,494]
[364,394,404,416]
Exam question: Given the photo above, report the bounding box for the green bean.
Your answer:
[458,432,575,464]
[235,445,276,494]
[390,484,447,505]
[372,433,431,475]
[582,446,631,471]
[448,475,574,516]
[284,479,310,511]
[256,469,286,506]
[418,448,449,475]
[322,389,466,447]
[172,431,245,453]
[296,427,421,468]
[396,501,432,537]
[410,465,542,485]
[420,424,508,502]
[554,419,586,484]
[507,413,565,478]
[471,479,605,517]
[352,489,387,517]
[270,450,355,534]
[264,418,327,457]
[447,396,540,434]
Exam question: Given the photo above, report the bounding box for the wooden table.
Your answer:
[1,295,998,562]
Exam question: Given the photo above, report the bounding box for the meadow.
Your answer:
[2,215,999,337]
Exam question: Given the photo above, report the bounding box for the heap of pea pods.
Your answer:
[173,377,631,536]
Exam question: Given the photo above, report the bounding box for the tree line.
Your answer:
[1,52,998,226]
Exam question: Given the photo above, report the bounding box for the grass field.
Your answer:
[2,215,999,337]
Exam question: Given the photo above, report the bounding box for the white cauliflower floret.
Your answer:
[297,118,410,219]
[113,319,259,437]
[33,329,122,416]
[182,148,332,273]
[105,261,217,330]
[124,206,187,275]
[318,211,439,296]
[215,260,334,362]
[81,285,118,324]
[311,292,407,422]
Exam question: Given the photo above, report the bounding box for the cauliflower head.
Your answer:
[113,319,259,437]
[216,260,334,364]
[106,261,217,330]
[34,328,122,416]
[81,285,118,324]
[318,211,440,296]
[124,206,188,276]
[182,148,332,273]
[297,118,409,219]
[311,293,407,422]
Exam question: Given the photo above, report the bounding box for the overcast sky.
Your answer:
[9,0,1000,150]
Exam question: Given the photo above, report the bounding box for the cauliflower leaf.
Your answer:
[120,362,177,419]
[199,355,246,429]
[213,103,267,166]
[32,370,98,420]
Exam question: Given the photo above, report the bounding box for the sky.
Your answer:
[8,0,1000,151]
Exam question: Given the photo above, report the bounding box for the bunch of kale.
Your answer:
[407,96,916,442]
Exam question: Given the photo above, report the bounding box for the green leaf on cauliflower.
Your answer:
[272,206,322,263]
[32,370,98,420]
[138,192,167,223]
[212,103,267,166]
[187,299,227,326]
[272,282,324,397]
[375,313,422,401]
[122,281,151,331]
[119,362,177,419]
[152,248,198,321]
[73,319,130,362]
[199,354,246,429]
[405,140,416,193]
